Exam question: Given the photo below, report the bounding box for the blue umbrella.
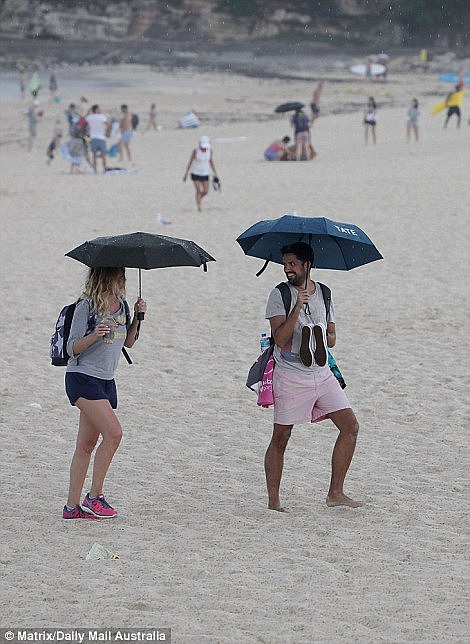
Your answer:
[236,214,383,275]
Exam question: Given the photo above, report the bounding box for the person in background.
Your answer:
[310,82,323,126]
[291,108,312,161]
[183,135,219,212]
[444,85,462,129]
[86,104,108,173]
[46,119,63,164]
[27,99,42,152]
[119,104,133,162]
[406,98,420,143]
[145,103,158,131]
[49,73,58,100]
[364,96,377,144]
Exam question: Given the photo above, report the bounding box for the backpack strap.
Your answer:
[317,282,331,320]
[276,282,291,318]
[276,281,331,320]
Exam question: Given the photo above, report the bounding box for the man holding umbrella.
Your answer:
[264,242,362,511]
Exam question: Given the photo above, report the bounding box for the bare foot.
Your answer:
[268,505,289,512]
[326,493,364,508]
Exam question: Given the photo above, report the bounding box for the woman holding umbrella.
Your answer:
[63,267,147,519]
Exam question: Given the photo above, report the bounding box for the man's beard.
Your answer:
[286,273,306,287]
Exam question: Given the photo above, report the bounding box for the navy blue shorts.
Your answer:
[65,372,118,409]
[191,173,209,182]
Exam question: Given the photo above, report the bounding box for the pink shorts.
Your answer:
[273,365,350,425]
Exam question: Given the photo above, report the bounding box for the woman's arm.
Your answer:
[124,297,147,348]
[183,150,196,180]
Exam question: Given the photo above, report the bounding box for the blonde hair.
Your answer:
[83,267,126,316]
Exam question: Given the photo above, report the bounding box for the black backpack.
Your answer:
[50,298,132,366]
[131,113,139,130]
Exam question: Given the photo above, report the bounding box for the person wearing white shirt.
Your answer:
[86,105,108,173]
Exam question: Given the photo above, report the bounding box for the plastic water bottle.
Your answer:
[260,332,270,352]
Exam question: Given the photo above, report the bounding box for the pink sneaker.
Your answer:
[82,493,118,518]
[63,504,99,520]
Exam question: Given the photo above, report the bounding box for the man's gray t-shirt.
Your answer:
[265,282,335,373]
[66,298,129,380]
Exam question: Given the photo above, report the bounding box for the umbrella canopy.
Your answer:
[274,102,305,113]
[236,214,383,274]
[66,232,215,271]
[66,232,215,319]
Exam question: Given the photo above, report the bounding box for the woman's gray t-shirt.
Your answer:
[66,298,129,380]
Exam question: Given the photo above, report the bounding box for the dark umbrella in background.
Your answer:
[274,102,305,113]
[66,231,216,319]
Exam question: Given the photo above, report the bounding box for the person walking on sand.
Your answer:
[183,135,219,212]
[364,96,377,144]
[264,242,362,512]
[310,81,323,126]
[86,104,108,173]
[119,104,133,162]
[406,98,420,143]
[46,119,62,164]
[62,267,147,520]
[49,73,58,100]
[145,103,158,131]
[444,86,462,129]
[27,99,42,152]
[291,108,312,161]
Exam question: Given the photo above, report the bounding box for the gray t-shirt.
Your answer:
[265,282,335,373]
[66,298,129,380]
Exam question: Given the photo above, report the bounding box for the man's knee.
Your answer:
[272,424,292,450]
[341,416,359,440]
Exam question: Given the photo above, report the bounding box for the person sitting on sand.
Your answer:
[264,136,293,161]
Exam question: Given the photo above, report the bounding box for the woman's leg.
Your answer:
[67,407,100,507]
[68,398,122,504]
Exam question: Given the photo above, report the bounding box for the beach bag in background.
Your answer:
[131,113,139,130]
[257,353,275,407]
[179,109,200,129]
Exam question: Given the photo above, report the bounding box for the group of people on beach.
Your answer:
[60,99,135,173]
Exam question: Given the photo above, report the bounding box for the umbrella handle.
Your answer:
[137,268,144,319]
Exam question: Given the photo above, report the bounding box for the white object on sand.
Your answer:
[350,63,386,77]
[85,542,119,560]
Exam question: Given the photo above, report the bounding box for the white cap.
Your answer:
[199,135,211,149]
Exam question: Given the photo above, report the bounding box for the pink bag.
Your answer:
[257,354,275,407]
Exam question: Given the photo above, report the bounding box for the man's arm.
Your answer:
[326,322,336,348]
[269,289,309,348]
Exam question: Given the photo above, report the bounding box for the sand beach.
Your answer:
[0,59,468,642]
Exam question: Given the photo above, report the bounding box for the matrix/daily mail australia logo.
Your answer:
[1,629,171,642]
